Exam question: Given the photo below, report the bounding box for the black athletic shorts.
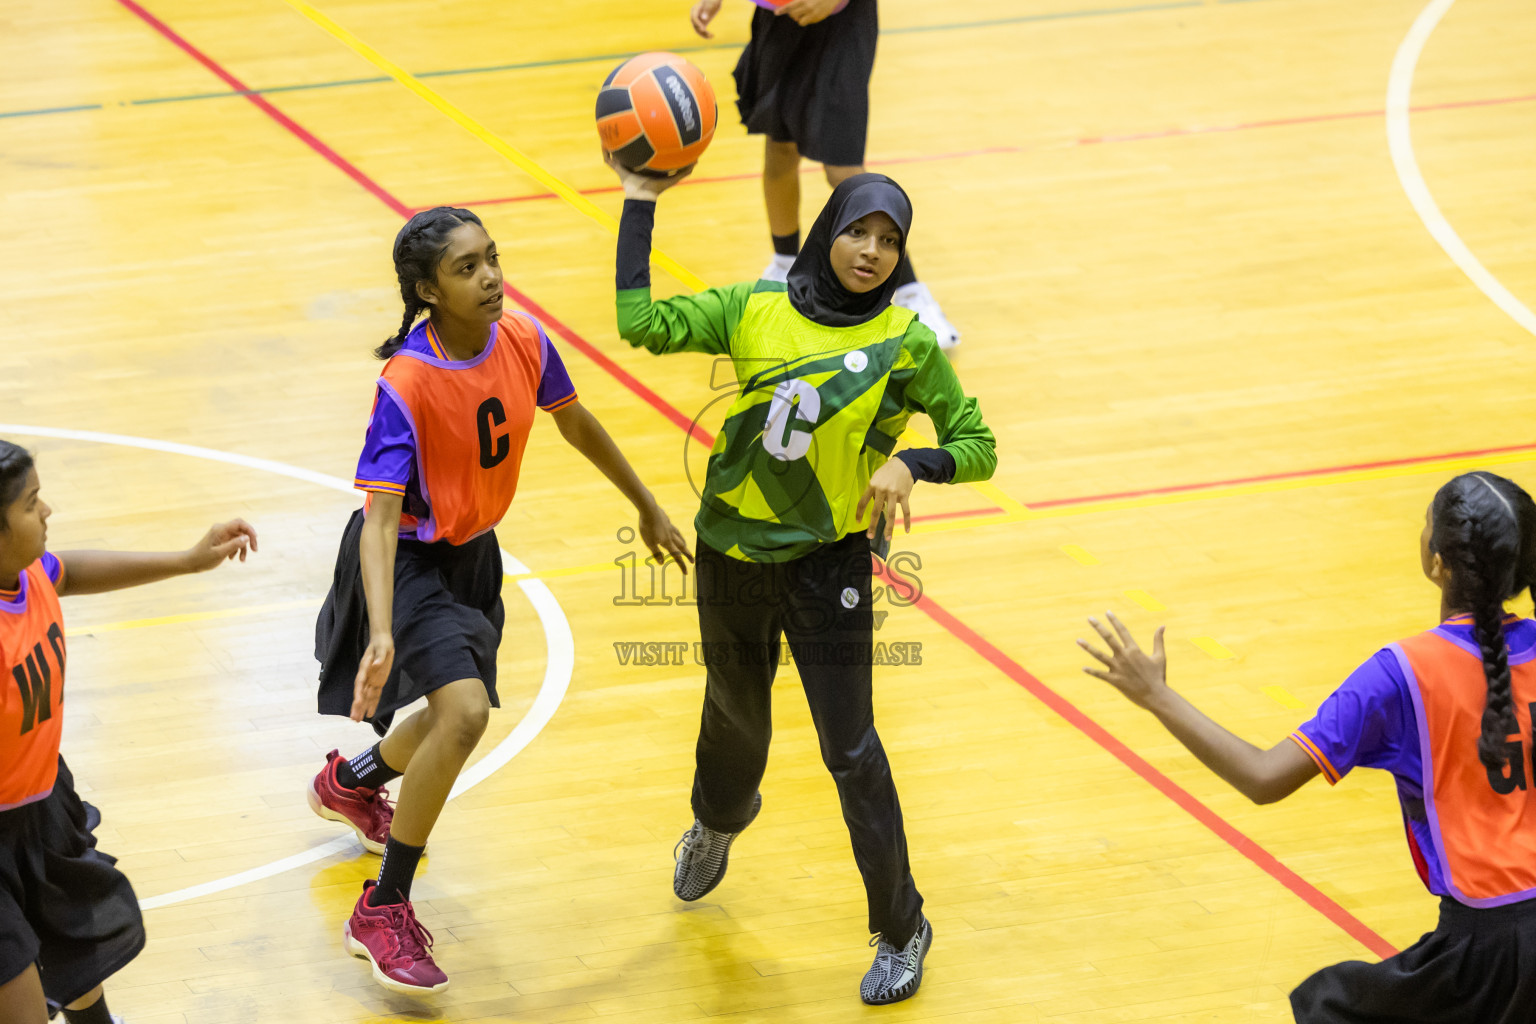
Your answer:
[0,757,145,1010]
[732,0,878,167]
[315,508,505,735]
[1291,895,1536,1023]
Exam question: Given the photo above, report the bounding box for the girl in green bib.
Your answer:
[608,159,995,1005]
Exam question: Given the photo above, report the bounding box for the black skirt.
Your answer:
[315,509,505,735]
[732,0,879,166]
[1291,896,1536,1023]
[0,758,145,1010]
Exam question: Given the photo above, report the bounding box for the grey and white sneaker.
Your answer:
[860,916,932,1005]
[672,792,761,901]
[760,253,795,282]
[892,281,960,350]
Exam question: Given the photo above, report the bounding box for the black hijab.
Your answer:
[787,173,913,328]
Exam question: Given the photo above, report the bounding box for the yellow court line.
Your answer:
[284,3,1042,525]
[909,448,1536,536]
[65,563,619,635]
[70,445,1530,636]
[1262,685,1307,710]
[286,1,1045,529]
[280,0,708,293]
[1123,589,1166,611]
[66,599,320,636]
[1060,544,1100,566]
[507,561,616,583]
[1191,636,1235,660]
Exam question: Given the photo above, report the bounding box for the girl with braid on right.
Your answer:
[308,207,691,994]
[1079,471,1536,1023]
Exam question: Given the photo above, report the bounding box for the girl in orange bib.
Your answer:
[1079,471,1536,1023]
[0,440,256,1024]
[309,206,691,994]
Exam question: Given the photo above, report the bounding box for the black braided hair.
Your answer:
[375,206,485,360]
[0,440,35,533]
[1428,471,1536,772]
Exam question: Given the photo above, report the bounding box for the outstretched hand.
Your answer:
[351,635,394,722]
[639,502,694,576]
[602,150,694,201]
[1078,611,1169,710]
[185,519,258,572]
[690,0,724,37]
[857,458,914,544]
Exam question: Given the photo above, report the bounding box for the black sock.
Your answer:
[335,742,402,791]
[369,836,426,907]
[772,231,800,256]
[892,253,917,289]
[63,996,112,1024]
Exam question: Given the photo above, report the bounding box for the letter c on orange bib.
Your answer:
[596,52,717,176]
[374,313,545,545]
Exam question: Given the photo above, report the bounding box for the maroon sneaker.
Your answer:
[308,749,393,854]
[342,880,448,994]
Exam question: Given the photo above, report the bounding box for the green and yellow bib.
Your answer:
[697,282,918,562]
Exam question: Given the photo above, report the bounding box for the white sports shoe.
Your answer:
[760,253,795,282]
[672,792,761,901]
[861,916,933,1004]
[893,282,960,350]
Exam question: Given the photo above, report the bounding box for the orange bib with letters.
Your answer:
[1393,625,1536,907]
[367,312,544,545]
[0,559,67,810]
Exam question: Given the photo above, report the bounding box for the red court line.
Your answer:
[120,0,1397,957]
[114,0,410,219]
[909,505,1002,523]
[416,93,1536,214]
[893,438,1536,526]
[115,0,709,447]
[1029,440,1536,509]
[905,438,1536,526]
[409,148,1024,215]
[879,559,1398,961]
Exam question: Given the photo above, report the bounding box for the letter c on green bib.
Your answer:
[762,379,821,462]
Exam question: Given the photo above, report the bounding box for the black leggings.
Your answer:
[690,532,924,946]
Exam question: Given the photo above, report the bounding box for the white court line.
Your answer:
[1387,0,1536,338]
[0,424,575,910]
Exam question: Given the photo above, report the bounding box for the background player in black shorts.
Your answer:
[690,0,963,349]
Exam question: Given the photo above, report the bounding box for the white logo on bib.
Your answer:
[844,350,868,373]
[841,587,859,609]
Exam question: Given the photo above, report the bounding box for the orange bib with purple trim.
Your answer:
[0,559,67,810]
[367,312,543,545]
[1392,626,1536,907]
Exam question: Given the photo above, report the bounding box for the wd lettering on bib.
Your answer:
[1,559,67,810]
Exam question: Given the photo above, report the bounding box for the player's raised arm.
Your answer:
[56,519,257,597]
[1078,611,1320,804]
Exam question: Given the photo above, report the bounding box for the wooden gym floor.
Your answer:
[2,0,1533,1020]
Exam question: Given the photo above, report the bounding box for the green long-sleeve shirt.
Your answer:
[618,279,996,562]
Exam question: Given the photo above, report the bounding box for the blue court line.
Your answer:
[0,0,1271,122]
[0,102,105,119]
